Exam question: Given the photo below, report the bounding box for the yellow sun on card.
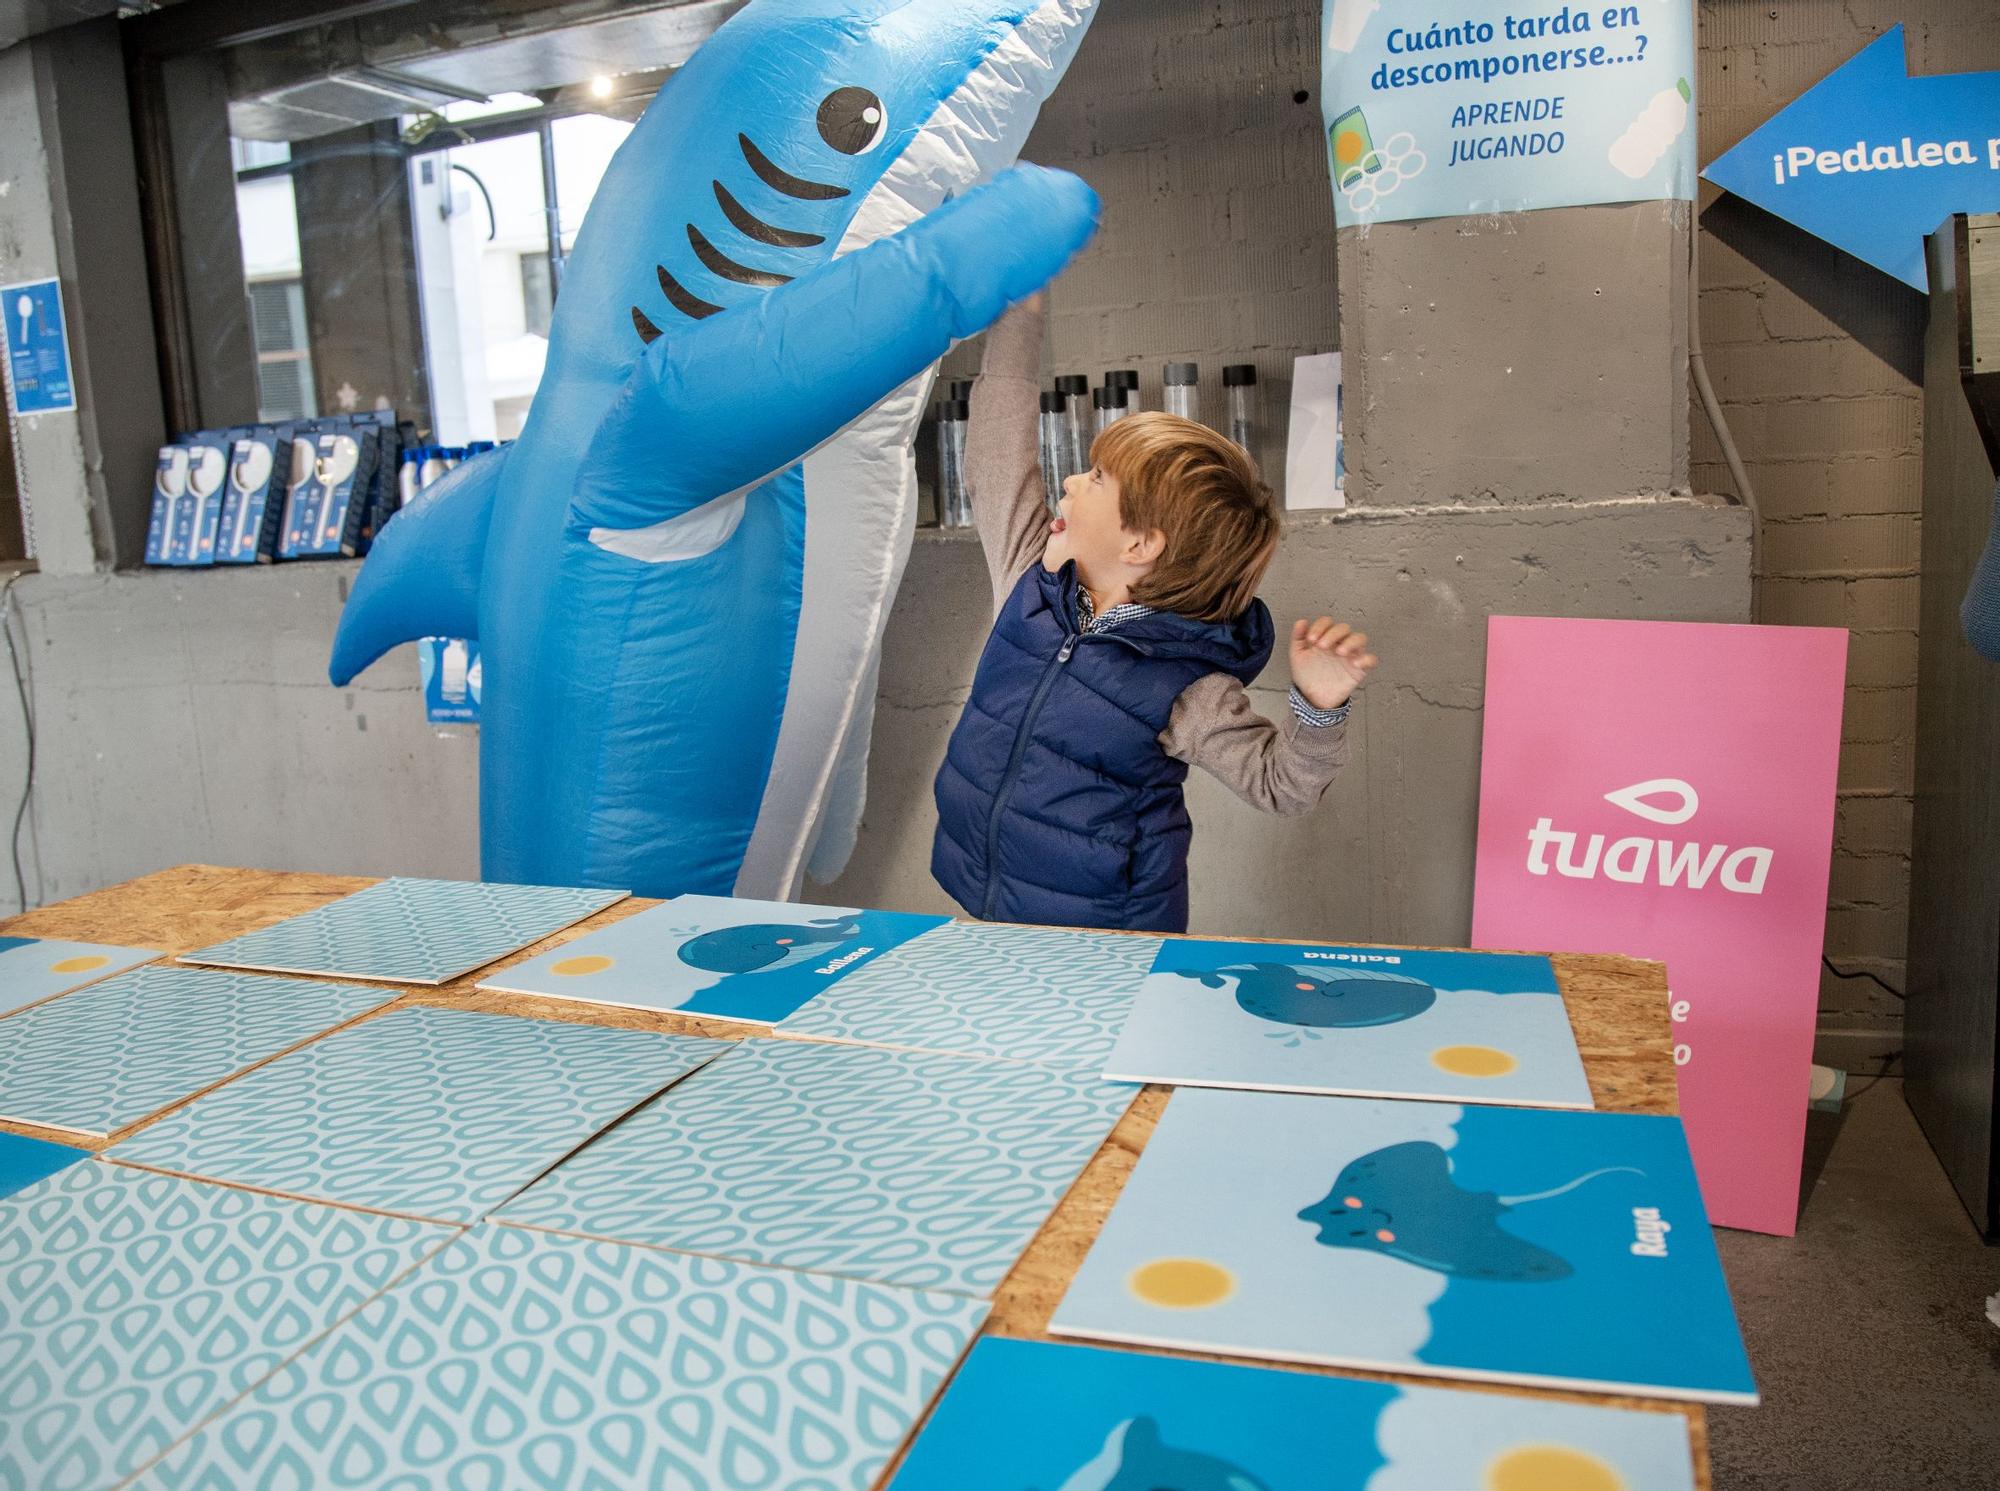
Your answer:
[1486,1445,1627,1491]
[1432,1044,1518,1078]
[550,955,614,976]
[49,955,109,974]
[1128,1257,1234,1309]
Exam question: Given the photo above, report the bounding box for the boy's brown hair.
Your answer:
[1093,412,1279,623]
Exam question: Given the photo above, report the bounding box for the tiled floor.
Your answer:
[1707,1076,2000,1490]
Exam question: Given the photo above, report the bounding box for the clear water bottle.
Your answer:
[1094,385,1122,439]
[1055,374,1090,476]
[937,398,972,528]
[1107,369,1140,413]
[1039,392,1068,518]
[1224,364,1259,453]
[1163,362,1199,422]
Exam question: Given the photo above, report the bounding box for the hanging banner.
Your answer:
[1320,0,1696,227]
[1470,616,1847,1236]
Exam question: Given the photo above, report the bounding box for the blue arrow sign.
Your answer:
[1701,26,2000,290]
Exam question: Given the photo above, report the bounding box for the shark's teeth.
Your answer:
[656,264,724,320]
[687,224,793,287]
[713,181,825,249]
[630,306,664,345]
[739,132,849,201]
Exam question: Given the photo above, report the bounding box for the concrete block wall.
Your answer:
[942,0,1337,490]
[1695,0,2000,1062]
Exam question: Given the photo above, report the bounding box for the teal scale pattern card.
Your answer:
[479,895,949,1025]
[0,936,160,1020]
[0,1161,457,1491]
[499,1039,1135,1297]
[135,1223,988,1491]
[1051,1088,1756,1404]
[1105,940,1593,1108]
[0,965,399,1138]
[179,877,627,985]
[106,1007,733,1222]
[891,1337,1698,1491]
[779,921,1161,1067]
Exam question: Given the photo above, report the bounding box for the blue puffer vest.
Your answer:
[932,561,1274,932]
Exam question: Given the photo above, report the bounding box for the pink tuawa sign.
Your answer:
[1471,616,1848,1235]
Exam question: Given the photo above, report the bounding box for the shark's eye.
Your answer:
[818,87,886,154]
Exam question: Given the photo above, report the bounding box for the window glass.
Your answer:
[553,114,633,248]
[234,172,317,422]
[409,133,549,443]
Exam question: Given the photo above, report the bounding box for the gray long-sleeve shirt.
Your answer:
[963,301,1348,817]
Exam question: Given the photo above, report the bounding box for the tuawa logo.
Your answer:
[1524,778,1773,895]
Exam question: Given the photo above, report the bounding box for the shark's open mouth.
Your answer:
[632,130,851,344]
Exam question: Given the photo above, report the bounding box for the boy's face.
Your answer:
[1045,463,1157,588]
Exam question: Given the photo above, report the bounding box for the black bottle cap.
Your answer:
[1092,386,1110,410]
[1164,362,1198,386]
[1040,391,1066,414]
[949,380,975,402]
[1055,374,1088,396]
[1108,369,1139,390]
[946,398,970,420]
[1223,364,1258,387]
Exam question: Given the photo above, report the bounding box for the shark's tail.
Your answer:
[1498,1167,1645,1206]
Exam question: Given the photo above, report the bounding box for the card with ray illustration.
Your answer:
[1051,1088,1755,1403]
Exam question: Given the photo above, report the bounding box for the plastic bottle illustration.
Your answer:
[1609,78,1691,180]
[1324,0,1381,54]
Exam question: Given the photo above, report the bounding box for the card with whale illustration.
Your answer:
[476,894,949,1024]
[890,1337,1699,1491]
[1051,1088,1756,1404]
[1104,940,1593,1108]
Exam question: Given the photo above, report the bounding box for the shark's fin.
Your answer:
[327,445,506,685]
[572,163,1100,535]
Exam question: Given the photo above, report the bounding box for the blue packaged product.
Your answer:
[216,426,294,565]
[170,433,230,565]
[145,445,187,566]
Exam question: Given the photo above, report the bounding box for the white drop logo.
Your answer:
[1604,778,1699,826]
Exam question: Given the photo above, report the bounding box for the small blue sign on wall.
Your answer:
[1,278,76,416]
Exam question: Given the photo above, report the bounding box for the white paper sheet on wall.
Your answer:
[1285,351,1345,511]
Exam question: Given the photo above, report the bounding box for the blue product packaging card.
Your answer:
[891,1338,1699,1491]
[176,431,231,566]
[145,445,185,566]
[1051,1088,1757,1404]
[215,427,290,564]
[418,637,481,724]
[479,895,951,1025]
[1105,939,1592,1109]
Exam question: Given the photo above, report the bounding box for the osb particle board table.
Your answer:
[1,864,1711,1488]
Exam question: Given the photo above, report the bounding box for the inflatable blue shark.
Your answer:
[330,0,1101,898]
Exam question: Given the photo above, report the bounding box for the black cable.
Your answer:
[0,571,33,915]
[1822,954,1905,1001]
[449,163,498,242]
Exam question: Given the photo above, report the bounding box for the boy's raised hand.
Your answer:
[1291,617,1378,712]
